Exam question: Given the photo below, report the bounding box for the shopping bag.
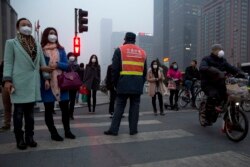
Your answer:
[167,80,176,90]
[79,84,90,95]
[81,94,88,103]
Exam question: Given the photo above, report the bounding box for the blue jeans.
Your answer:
[109,94,141,134]
[13,103,35,139]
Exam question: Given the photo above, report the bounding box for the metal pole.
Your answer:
[75,8,78,36]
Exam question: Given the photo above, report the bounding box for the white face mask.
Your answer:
[218,50,225,58]
[153,65,158,69]
[48,34,57,43]
[92,58,97,63]
[19,26,32,36]
[69,56,75,62]
[173,65,178,69]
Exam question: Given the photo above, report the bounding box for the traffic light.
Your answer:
[74,36,80,56]
[78,9,88,33]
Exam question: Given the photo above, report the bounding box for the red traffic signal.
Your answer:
[78,9,88,33]
[74,36,80,56]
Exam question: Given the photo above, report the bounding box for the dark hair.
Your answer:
[192,60,197,65]
[150,60,159,78]
[67,52,74,58]
[41,27,63,49]
[79,63,84,68]
[88,54,99,66]
[170,62,178,69]
[16,18,31,29]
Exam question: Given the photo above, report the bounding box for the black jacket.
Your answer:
[83,64,101,90]
[105,64,114,90]
[184,66,200,81]
[199,53,239,86]
[112,43,147,94]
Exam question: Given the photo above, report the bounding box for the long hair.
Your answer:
[87,54,99,66]
[150,60,159,78]
[41,27,63,49]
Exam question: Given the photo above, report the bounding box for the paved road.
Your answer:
[0,95,250,167]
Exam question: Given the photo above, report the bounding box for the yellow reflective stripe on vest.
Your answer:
[122,61,144,66]
[120,71,143,76]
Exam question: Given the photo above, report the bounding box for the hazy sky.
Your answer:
[11,0,153,63]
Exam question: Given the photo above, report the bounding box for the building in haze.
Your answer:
[153,0,170,64]
[137,33,154,67]
[110,31,126,54]
[199,0,250,65]
[0,0,17,61]
[100,18,113,79]
[153,0,206,70]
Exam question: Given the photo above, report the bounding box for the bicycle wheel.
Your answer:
[195,90,205,110]
[224,107,249,142]
[199,101,207,126]
[241,99,250,112]
[178,89,190,108]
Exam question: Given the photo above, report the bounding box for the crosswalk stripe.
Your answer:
[34,110,197,121]
[0,129,193,155]
[34,120,161,130]
[121,151,250,167]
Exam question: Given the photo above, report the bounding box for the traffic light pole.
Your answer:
[74,8,78,36]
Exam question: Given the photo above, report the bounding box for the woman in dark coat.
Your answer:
[83,55,101,113]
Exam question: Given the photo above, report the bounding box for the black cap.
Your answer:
[124,32,136,42]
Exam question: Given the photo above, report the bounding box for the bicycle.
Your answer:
[199,77,249,142]
[178,79,205,109]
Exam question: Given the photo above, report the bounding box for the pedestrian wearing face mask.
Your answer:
[40,27,75,141]
[167,62,182,110]
[83,55,101,113]
[147,60,167,115]
[3,18,51,150]
[67,52,81,120]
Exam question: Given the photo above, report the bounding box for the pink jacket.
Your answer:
[167,68,182,80]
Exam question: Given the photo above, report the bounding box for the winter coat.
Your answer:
[105,64,114,90]
[167,68,183,89]
[199,53,239,87]
[3,38,49,103]
[83,64,100,91]
[112,44,147,95]
[184,66,200,81]
[40,48,69,102]
[147,68,167,97]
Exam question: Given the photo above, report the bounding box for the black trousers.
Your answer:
[13,103,35,141]
[87,90,97,112]
[169,89,180,106]
[109,88,117,115]
[69,89,78,116]
[44,100,71,135]
[152,92,163,113]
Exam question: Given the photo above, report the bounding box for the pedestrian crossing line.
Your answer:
[33,110,196,121]
[121,151,250,167]
[33,120,161,131]
[0,129,193,155]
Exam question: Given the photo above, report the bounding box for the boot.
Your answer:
[16,135,27,150]
[51,132,64,141]
[65,131,76,139]
[25,136,37,147]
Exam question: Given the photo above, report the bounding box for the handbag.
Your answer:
[168,80,176,90]
[57,72,82,90]
[79,84,90,95]
[81,94,88,103]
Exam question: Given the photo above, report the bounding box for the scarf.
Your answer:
[43,43,62,101]
[17,33,37,61]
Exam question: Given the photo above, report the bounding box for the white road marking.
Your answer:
[121,151,250,167]
[0,129,193,155]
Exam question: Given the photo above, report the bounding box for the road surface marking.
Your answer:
[121,151,250,167]
[0,129,193,154]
